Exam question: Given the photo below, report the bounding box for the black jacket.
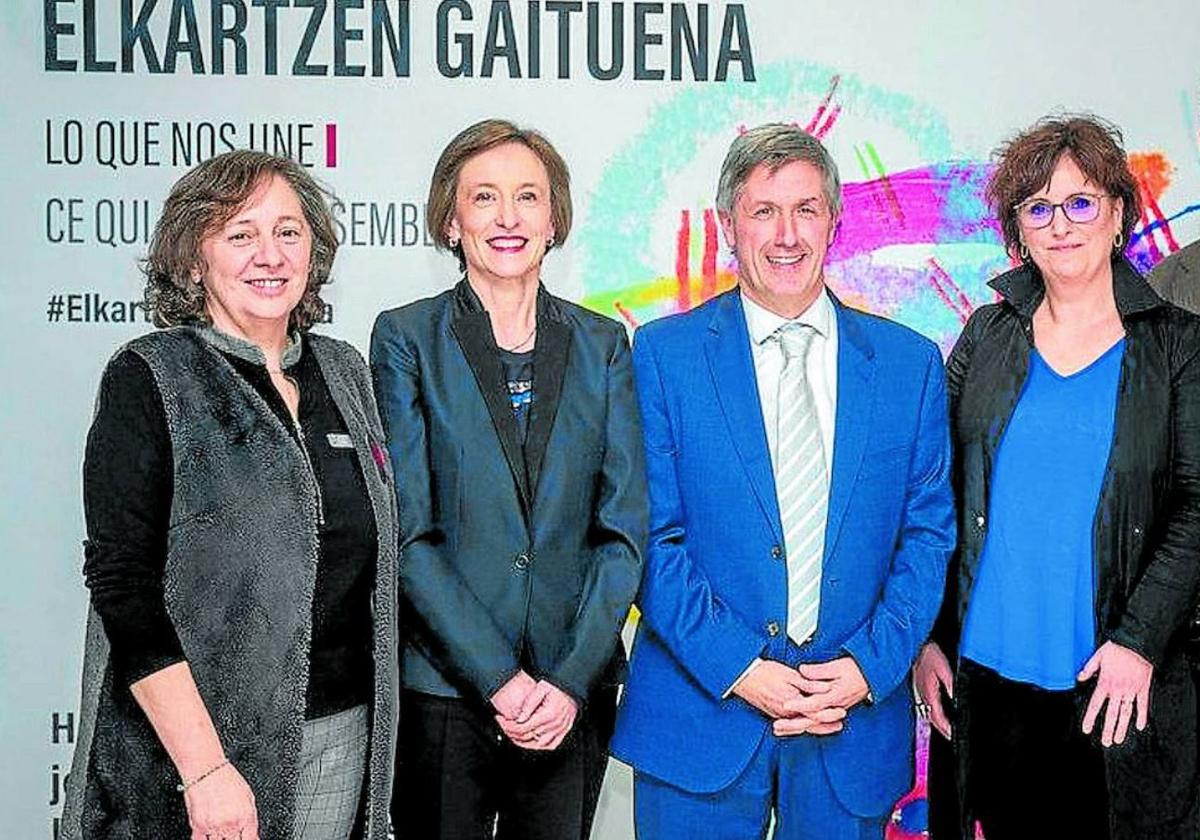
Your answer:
[932,258,1200,838]
[370,280,647,705]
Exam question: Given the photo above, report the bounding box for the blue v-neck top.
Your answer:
[961,338,1125,690]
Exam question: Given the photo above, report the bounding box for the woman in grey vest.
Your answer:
[62,151,399,840]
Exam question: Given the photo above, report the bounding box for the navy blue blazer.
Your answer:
[611,289,955,816]
[370,280,647,703]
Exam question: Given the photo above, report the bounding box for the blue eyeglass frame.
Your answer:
[1014,192,1110,229]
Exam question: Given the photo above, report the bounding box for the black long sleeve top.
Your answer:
[82,335,376,719]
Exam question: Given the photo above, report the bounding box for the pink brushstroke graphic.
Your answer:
[927,258,974,324]
[806,74,842,136]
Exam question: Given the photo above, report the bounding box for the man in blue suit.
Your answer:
[610,124,956,838]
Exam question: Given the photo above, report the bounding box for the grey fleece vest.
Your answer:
[61,326,399,840]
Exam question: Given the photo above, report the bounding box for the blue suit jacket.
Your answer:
[610,288,955,817]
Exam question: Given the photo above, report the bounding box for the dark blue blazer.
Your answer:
[370,280,647,703]
[610,289,955,816]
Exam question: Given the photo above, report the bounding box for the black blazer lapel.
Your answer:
[451,308,532,509]
[526,301,570,501]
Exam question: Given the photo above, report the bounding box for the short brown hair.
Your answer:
[986,114,1140,259]
[144,150,338,331]
[426,119,572,271]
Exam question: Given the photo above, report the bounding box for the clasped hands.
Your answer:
[733,657,870,737]
[490,670,578,751]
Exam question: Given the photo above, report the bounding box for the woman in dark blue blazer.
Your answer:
[370,119,647,840]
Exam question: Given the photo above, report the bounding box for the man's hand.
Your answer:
[731,660,812,718]
[770,696,848,737]
[1079,641,1153,748]
[913,642,954,740]
[495,680,578,751]
[781,657,870,716]
[489,670,537,720]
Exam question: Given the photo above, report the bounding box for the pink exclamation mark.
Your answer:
[325,124,338,168]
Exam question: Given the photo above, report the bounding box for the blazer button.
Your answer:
[514,552,532,572]
[770,544,783,560]
[766,621,780,637]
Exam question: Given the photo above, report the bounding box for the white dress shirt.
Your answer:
[741,289,838,477]
[725,288,839,696]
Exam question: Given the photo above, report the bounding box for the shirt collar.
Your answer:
[741,287,835,347]
[191,323,304,370]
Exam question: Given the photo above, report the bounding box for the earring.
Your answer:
[1019,242,1029,261]
[546,235,556,249]
[1114,231,1124,250]
[448,236,460,249]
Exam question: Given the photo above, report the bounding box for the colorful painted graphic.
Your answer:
[577,62,1200,359]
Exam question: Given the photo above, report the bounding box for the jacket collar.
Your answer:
[988,257,1164,322]
[452,276,563,323]
[449,277,571,513]
[189,322,304,369]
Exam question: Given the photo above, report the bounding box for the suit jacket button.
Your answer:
[514,552,532,571]
[766,621,780,637]
[770,544,783,559]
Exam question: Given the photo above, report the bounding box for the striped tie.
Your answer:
[775,323,827,644]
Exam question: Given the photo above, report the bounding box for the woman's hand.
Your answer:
[489,669,537,720]
[128,663,258,840]
[1079,641,1153,747]
[183,762,259,840]
[495,680,578,750]
[913,641,954,740]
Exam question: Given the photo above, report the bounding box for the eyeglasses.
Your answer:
[1015,192,1109,229]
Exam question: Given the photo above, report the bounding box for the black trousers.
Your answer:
[392,686,617,840]
[953,658,1109,840]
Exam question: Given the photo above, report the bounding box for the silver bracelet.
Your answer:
[176,758,231,793]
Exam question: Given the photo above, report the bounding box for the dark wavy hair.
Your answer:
[143,150,338,332]
[986,114,1140,260]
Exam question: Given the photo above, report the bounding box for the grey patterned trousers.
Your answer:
[292,704,369,840]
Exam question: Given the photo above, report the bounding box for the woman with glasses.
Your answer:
[914,114,1200,839]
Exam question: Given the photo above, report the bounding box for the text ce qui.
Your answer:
[45,197,434,250]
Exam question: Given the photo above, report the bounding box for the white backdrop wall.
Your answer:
[2,3,1199,838]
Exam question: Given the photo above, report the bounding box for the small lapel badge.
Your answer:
[369,440,390,482]
[326,432,354,449]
